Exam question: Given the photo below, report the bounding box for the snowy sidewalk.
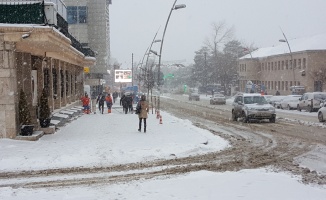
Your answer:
[0,104,228,172]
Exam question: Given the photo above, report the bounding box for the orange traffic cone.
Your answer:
[108,109,111,113]
[159,115,163,124]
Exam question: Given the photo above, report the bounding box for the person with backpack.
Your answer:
[137,95,149,132]
[106,93,113,113]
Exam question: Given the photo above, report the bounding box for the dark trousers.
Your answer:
[99,102,104,114]
[138,118,146,132]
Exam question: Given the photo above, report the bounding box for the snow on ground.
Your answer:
[0,106,229,172]
[1,103,326,199]
[1,168,326,200]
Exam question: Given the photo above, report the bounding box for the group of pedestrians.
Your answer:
[96,93,113,114]
[81,91,149,133]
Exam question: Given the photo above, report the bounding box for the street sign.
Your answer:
[84,67,90,73]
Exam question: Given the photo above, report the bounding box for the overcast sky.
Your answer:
[110,0,326,68]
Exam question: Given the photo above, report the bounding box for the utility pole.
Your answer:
[132,53,134,86]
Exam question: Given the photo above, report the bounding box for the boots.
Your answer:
[144,126,146,133]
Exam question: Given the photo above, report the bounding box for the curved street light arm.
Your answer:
[280,30,295,82]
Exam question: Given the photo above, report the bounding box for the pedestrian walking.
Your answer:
[97,93,106,114]
[106,93,113,113]
[137,95,149,133]
[112,91,118,104]
[120,92,133,114]
[81,93,90,114]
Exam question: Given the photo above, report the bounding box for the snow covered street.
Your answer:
[1,102,326,199]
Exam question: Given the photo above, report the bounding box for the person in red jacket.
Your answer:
[105,93,113,113]
[81,93,90,114]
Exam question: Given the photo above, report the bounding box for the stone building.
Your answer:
[64,0,112,95]
[238,34,326,95]
[0,0,96,138]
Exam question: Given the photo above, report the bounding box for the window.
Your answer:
[271,81,274,90]
[282,81,284,91]
[297,81,300,86]
[271,62,274,70]
[298,59,301,69]
[285,60,288,70]
[44,68,49,89]
[290,81,292,87]
[53,68,57,99]
[278,81,280,90]
[281,61,284,70]
[67,6,87,24]
[303,58,306,69]
[278,61,280,70]
[268,62,270,70]
[293,59,296,69]
[60,70,64,98]
[66,70,69,96]
[285,81,288,91]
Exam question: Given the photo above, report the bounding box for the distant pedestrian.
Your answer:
[112,91,118,103]
[137,95,149,133]
[120,93,126,113]
[275,91,280,96]
[106,93,113,113]
[97,93,106,114]
[81,93,90,114]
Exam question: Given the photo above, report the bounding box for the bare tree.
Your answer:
[204,21,234,85]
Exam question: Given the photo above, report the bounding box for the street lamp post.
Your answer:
[157,0,186,111]
[279,31,295,84]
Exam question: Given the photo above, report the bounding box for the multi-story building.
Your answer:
[64,0,112,96]
[0,0,96,138]
[238,34,326,95]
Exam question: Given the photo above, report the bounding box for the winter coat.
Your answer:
[138,100,149,119]
[120,95,126,107]
[98,95,106,104]
[81,96,90,106]
[106,96,113,108]
[121,95,133,107]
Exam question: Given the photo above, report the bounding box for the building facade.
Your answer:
[64,0,112,95]
[238,34,326,95]
[0,1,96,138]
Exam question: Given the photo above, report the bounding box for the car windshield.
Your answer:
[244,96,267,104]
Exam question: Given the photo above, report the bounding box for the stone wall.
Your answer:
[0,37,18,138]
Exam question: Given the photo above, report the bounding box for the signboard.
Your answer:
[84,67,90,73]
[115,70,132,83]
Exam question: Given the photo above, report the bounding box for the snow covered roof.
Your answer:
[240,33,326,60]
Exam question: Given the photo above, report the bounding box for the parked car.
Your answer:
[210,94,226,105]
[189,93,200,101]
[297,92,326,112]
[269,96,286,108]
[263,95,273,104]
[232,93,276,123]
[317,102,326,122]
[280,96,301,110]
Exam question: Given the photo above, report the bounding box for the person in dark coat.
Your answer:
[112,91,118,103]
[137,95,149,132]
[120,94,126,113]
[97,93,106,114]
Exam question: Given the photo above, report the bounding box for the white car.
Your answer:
[269,96,286,108]
[210,94,226,104]
[280,96,301,110]
[232,93,276,123]
[317,102,326,122]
